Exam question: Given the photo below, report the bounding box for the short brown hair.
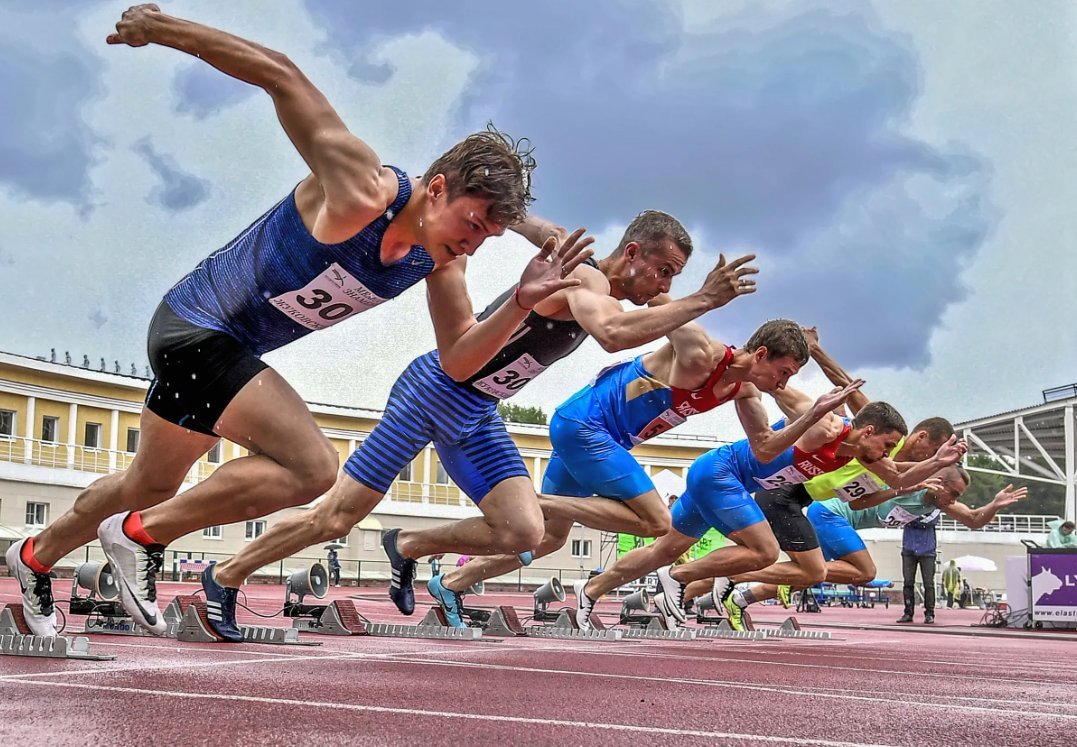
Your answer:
[853,401,908,437]
[744,320,809,366]
[912,417,955,442]
[423,123,536,226]
[613,210,693,258]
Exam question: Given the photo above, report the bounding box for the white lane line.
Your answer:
[0,679,908,747]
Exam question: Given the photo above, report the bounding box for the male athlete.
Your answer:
[199,211,759,639]
[5,4,589,637]
[429,319,857,626]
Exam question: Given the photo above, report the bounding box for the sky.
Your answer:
[1,1,1075,441]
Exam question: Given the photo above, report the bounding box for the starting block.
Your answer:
[173,596,320,646]
[622,616,697,641]
[694,618,768,640]
[761,616,832,640]
[81,597,183,638]
[358,607,481,640]
[526,608,623,641]
[459,605,527,637]
[0,604,115,661]
[290,600,369,636]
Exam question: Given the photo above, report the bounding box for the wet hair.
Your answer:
[744,320,809,366]
[612,210,693,259]
[422,122,536,226]
[911,417,955,443]
[852,401,908,437]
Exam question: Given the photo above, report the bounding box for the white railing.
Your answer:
[938,513,1059,534]
[0,435,218,483]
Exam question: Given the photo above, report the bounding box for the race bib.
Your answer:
[631,409,686,445]
[881,505,936,528]
[754,464,809,490]
[269,263,387,331]
[834,472,884,503]
[472,353,547,399]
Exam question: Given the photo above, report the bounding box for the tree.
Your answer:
[497,402,548,425]
[961,455,1065,516]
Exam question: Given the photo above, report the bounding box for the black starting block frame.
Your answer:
[172,595,321,645]
[0,604,115,660]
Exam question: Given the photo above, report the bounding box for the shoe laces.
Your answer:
[30,572,55,616]
[138,546,165,603]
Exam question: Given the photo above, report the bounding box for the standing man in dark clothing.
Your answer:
[897,513,940,624]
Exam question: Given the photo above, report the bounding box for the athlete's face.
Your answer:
[901,431,949,462]
[618,241,688,305]
[748,351,801,393]
[420,178,505,262]
[928,475,967,507]
[857,428,903,464]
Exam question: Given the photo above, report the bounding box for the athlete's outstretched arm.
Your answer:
[802,327,871,415]
[864,435,968,490]
[429,230,594,381]
[564,254,758,352]
[847,477,946,511]
[736,381,865,463]
[511,214,568,250]
[941,485,1028,529]
[107,4,394,242]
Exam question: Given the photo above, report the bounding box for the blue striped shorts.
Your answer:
[343,351,530,503]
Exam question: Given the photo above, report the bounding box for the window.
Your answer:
[203,525,223,540]
[363,531,377,552]
[126,428,140,453]
[435,462,450,485]
[397,460,413,481]
[206,442,222,464]
[245,520,267,541]
[84,422,102,449]
[0,410,14,437]
[25,502,48,527]
[571,539,592,559]
[41,416,59,443]
[334,535,349,547]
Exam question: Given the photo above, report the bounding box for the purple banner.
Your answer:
[1031,551,1077,621]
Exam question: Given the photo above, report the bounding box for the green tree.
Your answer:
[961,455,1065,516]
[497,402,548,425]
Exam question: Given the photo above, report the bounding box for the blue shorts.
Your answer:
[344,352,529,503]
[541,412,653,501]
[671,448,766,539]
[806,501,866,560]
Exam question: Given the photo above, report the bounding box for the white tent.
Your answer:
[651,469,687,500]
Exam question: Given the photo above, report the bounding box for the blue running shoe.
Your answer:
[382,528,416,615]
[201,566,243,642]
[517,550,534,566]
[427,575,467,628]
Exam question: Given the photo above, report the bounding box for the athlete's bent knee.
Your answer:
[286,443,340,502]
[750,538,781,569]
[641,515,672,538]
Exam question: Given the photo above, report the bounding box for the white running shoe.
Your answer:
[655,565,687,622]
[4,539,57,637]
[572,579,595,631]
[712,576,733,604]
[653,592,680,630]
[97,512,168,635]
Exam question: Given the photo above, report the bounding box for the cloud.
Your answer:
[303,0,994,369]
[0,5,106,207]
[133,137,211,211]
[173,64,256,119]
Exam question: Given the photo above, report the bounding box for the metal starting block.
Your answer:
[290,600,369,636]
[81,597,183,638]
[173,596,320,645]
[357,607,481,640]
[459,605,527,637]
[622,616,697,640]
[693,618,768,640]
[760,616,832,640]
[0,604,115,660]
[526,609,623,641]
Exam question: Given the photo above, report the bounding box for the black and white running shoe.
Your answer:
[98,512,167,635]
[656,565,687,622]
[4,539,56,637]
[381,528,416,615]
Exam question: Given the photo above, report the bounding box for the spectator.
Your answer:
[897,513,940,624]
[456,554,472,567]
[327,548,341,587]
[429,553,445,577]
[1046,519,1077,549]
[942,559,962,608]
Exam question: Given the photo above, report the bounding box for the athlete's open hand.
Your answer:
[699,254,758,309]
[107,4,163,46]
[901,476,946,498]
[993,484,1028,509]
[810,379,865,421]
[515,227,595,310]
[934,435,969,467]
[801,326,820,351]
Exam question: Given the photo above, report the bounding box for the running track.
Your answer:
[1,578,1073,746]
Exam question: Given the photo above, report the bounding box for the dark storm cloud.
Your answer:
[133,138,211,212]
[303,0,994,369]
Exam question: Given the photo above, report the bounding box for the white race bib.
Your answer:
[754,464,808,490]
[631,409,686,446]
[834,472,885,503]
[269,263,387,331]
[472,353,547,399]
[880,505,940,528]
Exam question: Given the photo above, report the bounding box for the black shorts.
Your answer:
[144,302,268,436]
[754,483,820,554]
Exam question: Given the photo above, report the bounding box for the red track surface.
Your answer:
[1,577,1074,746]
